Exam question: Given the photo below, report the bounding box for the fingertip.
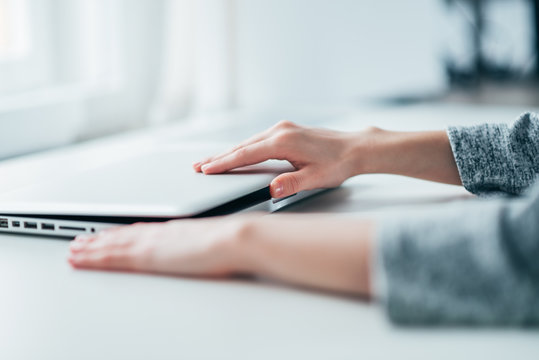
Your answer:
[69,252,97,268]
[194,156,215,171]
[70,237,91,253]
[201,163,216,174]
[69,242,80,252]
[74,234,95,243]
[270,180,285,198]
[69,241,88,253]
[68,254,81,267]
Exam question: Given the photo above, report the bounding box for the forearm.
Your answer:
[349,128,462,185]
[234,214,374,297]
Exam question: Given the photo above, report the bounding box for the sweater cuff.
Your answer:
[447,124,511,196]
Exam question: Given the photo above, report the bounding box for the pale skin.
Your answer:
[68,120,461,297]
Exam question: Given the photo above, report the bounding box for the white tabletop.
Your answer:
[1,104,538,360]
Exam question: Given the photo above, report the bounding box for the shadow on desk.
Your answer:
[279,183,473,215]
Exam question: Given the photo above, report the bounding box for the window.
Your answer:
[0,0,31,62]
[0,0,160,158]
[0,0,236,159]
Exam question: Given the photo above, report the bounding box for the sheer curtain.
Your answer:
[149,0,236,125]
[0,0,236,158]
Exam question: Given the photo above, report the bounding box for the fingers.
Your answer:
[200,139,282,174]
[193,129,273,172]
[68,229,141,271]
[270,169,313,198]
[193,120,299,173]
[69,232,118,254]
[68,249,135,271]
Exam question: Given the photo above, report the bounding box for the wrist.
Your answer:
[347,127,453,180]
[224,214,375,297]
[223,214,263,275]
[345,126,388,176]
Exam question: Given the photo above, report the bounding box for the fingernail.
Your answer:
[69,242,85,251]
[274,183,284,197]
[201,164,212,173]
[74,235,93,243]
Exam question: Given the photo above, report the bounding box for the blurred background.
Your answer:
[0,0,538,158]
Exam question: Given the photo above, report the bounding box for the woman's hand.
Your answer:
[193,120,364,199]
[68,217,251,277]
[68,214,374,297]
[194,120,462,195]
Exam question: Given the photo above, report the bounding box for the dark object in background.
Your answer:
[533,0,539,78]
[444,0,539,86]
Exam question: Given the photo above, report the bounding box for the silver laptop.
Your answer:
[0,147,323,238]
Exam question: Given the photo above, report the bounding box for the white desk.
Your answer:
[1,104,538,360]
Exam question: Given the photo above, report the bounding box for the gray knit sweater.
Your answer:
[378,112,539,325]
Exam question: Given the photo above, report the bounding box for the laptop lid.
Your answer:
[0,147,295,220]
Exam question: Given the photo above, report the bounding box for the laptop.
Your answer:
[0,146,324,238]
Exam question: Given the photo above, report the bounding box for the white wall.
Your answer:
[234,0,447,108]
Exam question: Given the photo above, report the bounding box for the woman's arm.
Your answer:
[198,112,539,198]
[353,128,462,185]
[238,215,374,296]
[68,183,539,325]
[68,181,539,325]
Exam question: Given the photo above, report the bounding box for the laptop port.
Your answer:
[12,221,20,227]
[41,223,55,231]
[59,226,86,232]
[0,218,8,228]
[24,222,38,229]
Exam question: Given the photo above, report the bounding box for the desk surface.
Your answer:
[1,104,538,360]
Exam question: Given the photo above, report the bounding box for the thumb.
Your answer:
[270,170,312,198]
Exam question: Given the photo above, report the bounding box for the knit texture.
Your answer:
[378,113,539,325]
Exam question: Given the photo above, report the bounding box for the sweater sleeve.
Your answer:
[447,112,539,196]
[377,182,539,325]
[376,114,539,325]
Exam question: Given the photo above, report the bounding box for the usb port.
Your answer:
[12,221,20,228]
[24,222,38,229]
[0,218,8,228]
[41,223,55,231]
